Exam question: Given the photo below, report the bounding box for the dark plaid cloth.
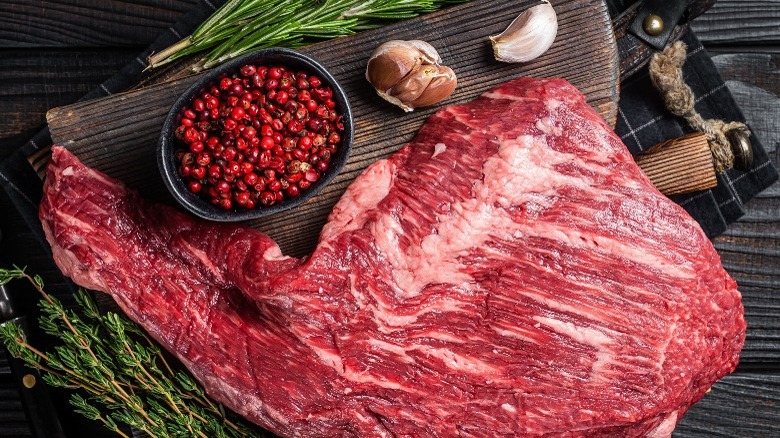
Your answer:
[606,0,778,236]
[1,0,777,240]
[615,31,778,236]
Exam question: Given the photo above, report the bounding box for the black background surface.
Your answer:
[0,1,778,436]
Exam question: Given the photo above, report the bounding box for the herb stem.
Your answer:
[14,338,122,400]
[147,0,465,70]
[0,267,259,437]
[97,414,132,438]
[19,272,162,430]
[146,38,192,71]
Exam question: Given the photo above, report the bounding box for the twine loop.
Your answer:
[648,41,749,173]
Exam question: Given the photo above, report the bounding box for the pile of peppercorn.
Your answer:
[174,63,343,210]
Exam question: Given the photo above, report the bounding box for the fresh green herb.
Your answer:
[148,0,465,70]
[0,267,262,438]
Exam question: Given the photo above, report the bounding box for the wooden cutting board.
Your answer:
[46,0,618,257]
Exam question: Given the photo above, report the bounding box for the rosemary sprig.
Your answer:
[147,0,465,71]
[0,267,262,438]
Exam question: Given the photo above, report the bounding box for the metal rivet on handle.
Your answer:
[643,15,664,36]
[727,129,753,171]
[23,374,36,388]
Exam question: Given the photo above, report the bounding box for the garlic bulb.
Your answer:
[490,1,558,63]
[366,40,457,112]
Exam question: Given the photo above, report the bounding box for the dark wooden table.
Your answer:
[0,1,778,436]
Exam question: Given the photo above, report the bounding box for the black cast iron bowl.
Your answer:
[158,48,353,221]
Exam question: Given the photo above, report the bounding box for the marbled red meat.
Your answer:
[40,78,745,437]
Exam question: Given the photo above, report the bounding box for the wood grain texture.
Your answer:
[46,0,619,258]
[675,372,780,437]
[0,385,31,438]
[691,0,780,46]
[0,0,197,47]
[712,53,780,152]
[709,51,780,364]
[635,133,717,196]
[0,49,140,151]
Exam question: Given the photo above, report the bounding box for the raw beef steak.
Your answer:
[40,78,745,437]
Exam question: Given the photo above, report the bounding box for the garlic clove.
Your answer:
[366,45,422,92]
[365,39,457,112]
[490,1,558,63]
[410,65,457,108]
[388,64,438,112]
[406,40,442,65]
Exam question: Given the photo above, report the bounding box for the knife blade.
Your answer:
[0,229,66,437]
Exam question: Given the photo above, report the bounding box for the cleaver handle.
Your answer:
[635,132,718,196]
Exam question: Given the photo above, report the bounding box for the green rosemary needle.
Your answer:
[147,0,465,70]
[0,267,262,438]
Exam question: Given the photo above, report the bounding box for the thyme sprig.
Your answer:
[147,0,465,70]
[0,267,261,438]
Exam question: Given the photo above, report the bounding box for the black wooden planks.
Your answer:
[0,0,197,47]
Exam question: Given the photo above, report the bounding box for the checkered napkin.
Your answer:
[614,30,778,236]
[1,0,777,239]
[606,0,778,236]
